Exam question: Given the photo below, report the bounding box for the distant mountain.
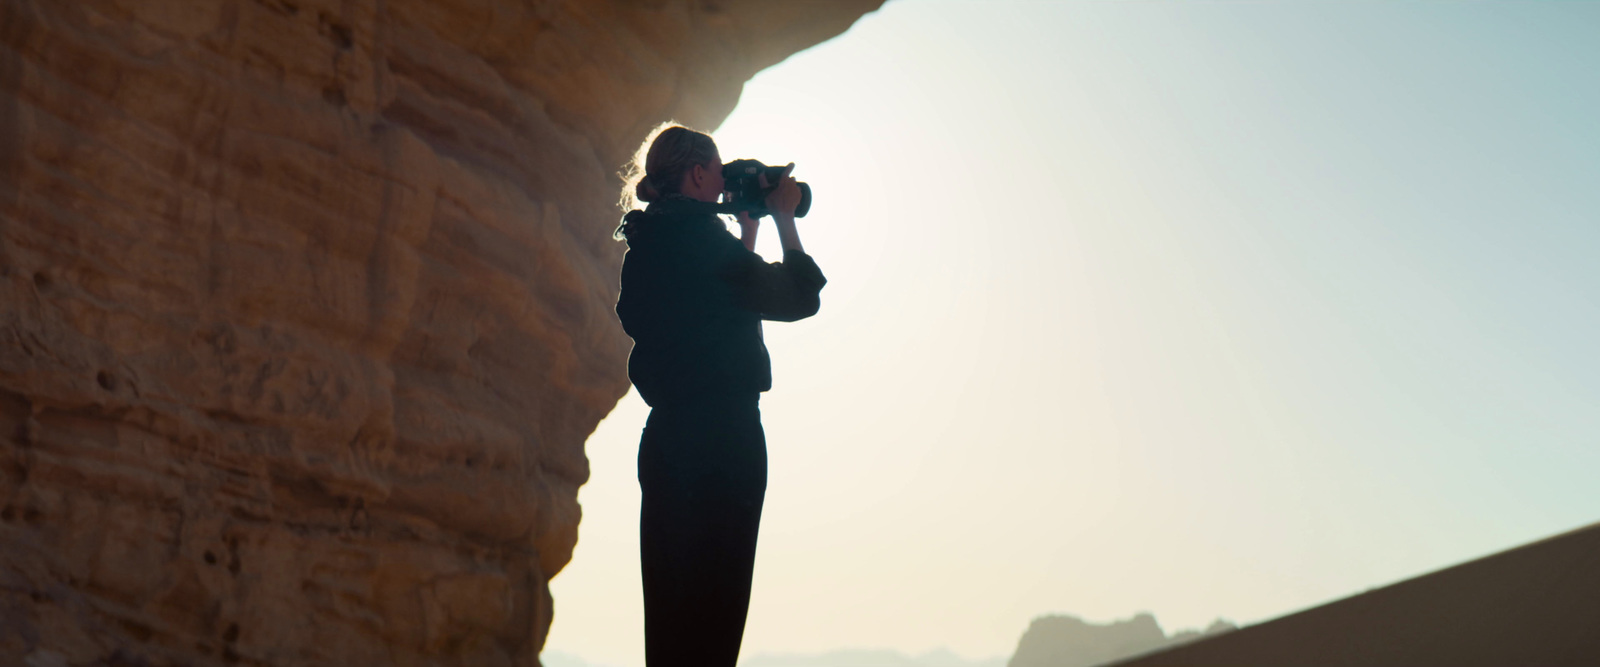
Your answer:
[1007,613,1236,667]
[743,648,1007,667]
[540,647,1003,667]
[541,614,1231,667]
[541,650,627,667]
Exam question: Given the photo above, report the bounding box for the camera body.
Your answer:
[722,159,813,218]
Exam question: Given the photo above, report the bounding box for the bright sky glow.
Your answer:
[547,2,1600,665]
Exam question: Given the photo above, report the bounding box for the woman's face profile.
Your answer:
[706,155,725,197]
[683,148,725,203]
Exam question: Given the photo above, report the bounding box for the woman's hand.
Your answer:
[727,164,803,253]
[761,164,804,254]
[763,163,802,219]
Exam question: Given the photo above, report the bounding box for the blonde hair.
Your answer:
[618,122,719,212]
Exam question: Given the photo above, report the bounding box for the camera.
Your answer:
[721,159,813,218]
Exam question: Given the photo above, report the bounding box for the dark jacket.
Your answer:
[616,197,827,408]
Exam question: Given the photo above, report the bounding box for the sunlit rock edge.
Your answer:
[0,1,882,664]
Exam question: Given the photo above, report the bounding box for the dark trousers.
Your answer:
[638,395,767,667]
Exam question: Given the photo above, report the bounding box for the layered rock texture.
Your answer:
[0,0,880,664]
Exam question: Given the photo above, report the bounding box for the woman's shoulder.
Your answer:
[637,201,735,239]
[621,208,741,265]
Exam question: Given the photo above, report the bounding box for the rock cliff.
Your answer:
[0,1,881,664]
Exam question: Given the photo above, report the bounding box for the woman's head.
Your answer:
[620,123,723,211]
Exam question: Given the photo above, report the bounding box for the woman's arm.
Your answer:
[772,213,802,255]
[720,247,825,322]
[720,165,823,322]
[767,165,805,254]
[736,212,759,252]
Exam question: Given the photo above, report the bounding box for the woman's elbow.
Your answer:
[768,295,821,322]
[799,294,821,319]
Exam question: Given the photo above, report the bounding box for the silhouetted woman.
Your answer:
[615,125,825,666]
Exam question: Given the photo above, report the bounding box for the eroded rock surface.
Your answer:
[0,1,880,664]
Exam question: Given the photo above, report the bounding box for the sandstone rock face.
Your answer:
[0,1,880,664]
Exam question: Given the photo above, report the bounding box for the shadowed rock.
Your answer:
[0,1,881,664]
[1109,522,1600,667]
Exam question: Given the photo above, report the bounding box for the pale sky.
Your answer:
[545,2,1600,664]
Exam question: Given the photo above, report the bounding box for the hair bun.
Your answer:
[635,178,659,203]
